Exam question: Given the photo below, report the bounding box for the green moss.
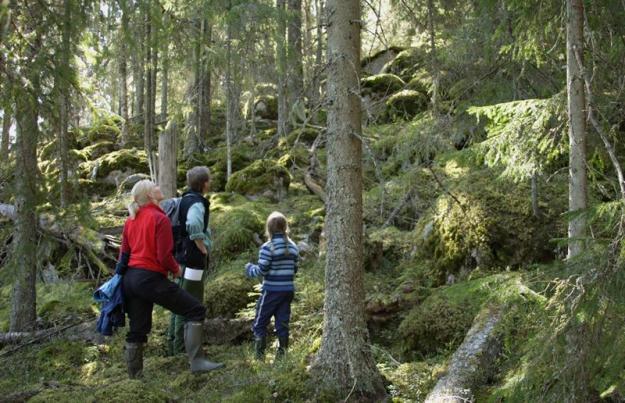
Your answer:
[254,94,278,120]
[225,159,291,196]
[361,73,406,95]
[407,68,432,95]
[399,294,474,357]
[415,161,566,283]
[79,148,148,179]
[204,258,257,318]
[254,82,277,96]
[210,195,268,259]
[277,144,309,168]
[181,146,254,191]
[381,48,424,80]
[78,141,117,160]
[284,127,320,146]
[85,115,122,144]
[385,90,429,120]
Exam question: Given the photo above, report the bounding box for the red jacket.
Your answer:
[121,203,179,277]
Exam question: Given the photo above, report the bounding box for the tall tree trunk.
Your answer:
[302,0,313,107]
[311,0,324,121]
[10,69,40,332]
[225,4,234,180]
[276,0,289,137]
[310,0,386,399]
[427,0,439,113]
[287,0,304,111]
[158,122,177,199]
[1,110,11,160]
[144,0,158,181]
[199,20,211,146]
[566,0,587,259]
[58,0,71,208]
[119,1,130,145]
[161,44,168,118]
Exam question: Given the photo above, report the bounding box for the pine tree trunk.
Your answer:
[161,45,168,118]
[158,122,177,199]
[287,0,304,110]
[225,5,234,180]
[119,3,130,144]
[566,0,587,259]
[311,0,324,121]
[427,0,439,113]
[199,21,212,146]
[10,70,40,332]
[276,0,289,137]
[1,111,10,159]
[58,0,71,208]
[310,0,386,399]
[303,0,313,107]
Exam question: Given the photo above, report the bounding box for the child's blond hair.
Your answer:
[265,211,291,255]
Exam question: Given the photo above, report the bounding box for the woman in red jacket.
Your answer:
[119,179,223,378]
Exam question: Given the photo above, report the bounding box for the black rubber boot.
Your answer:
[124,342,144,379]
[184,322,224,373]
[276,336,288,359]
[254,336,267,361]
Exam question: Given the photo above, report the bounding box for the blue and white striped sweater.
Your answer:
[245,234,299,292]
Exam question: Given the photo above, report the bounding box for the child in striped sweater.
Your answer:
[245,211,299,360]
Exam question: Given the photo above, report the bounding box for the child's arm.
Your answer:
[245,244,272,278]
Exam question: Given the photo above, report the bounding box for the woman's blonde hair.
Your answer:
[128,179,157,219]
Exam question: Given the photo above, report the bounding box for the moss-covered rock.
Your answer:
[210,193,267,259]
[284,127,320,146]
[361,73,406,95]
[415,155,567,283]
[381,48,424,80]
[77,140,118,160]
[254,82,277,96]
[385,90,429,120]
[79,148,148,179]
[180,146,255,192]
[277,144,309,168]
[84,115,122,144]
[407,68,432,95]
[204,259,257,318]
[225,159,291,197]
[399,294,474,357]
[254,94,278,120]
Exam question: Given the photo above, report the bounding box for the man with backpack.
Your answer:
[166,166,214,356]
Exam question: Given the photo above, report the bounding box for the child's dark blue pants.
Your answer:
[253,290,294,338]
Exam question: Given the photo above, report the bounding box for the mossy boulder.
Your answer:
[385,90,429,120]
[79,148,148,179]
[179,146,253,191]
[83,115,122,145]
[254,94,278,120]
[285,127,321,146]
[381,48,424,80]
[407,69,432,95]
[210,194,267,259]
[277,144,309,168]
[204,262,257,318]
[416,156,567,283]
[225,159,291,197]
[398,294,474,357]
[77,140,117,160]
[361,73,406,96]
[255,82,277,96]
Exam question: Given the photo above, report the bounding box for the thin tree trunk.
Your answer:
[1,110,11,160]
[58,0,71,208]
[310,0,386,399]
[225,3,234,179]
[566,0,587,259]
[199,21,212,146]
[303,0,313,105]
[287,0,304,111]
[158,122,177,199]
[276,0,289,137]
[311,0,324,122]
[427,0,438,113]
[119,1,130,145]
[10,67,40,332]
[161,45,168,118]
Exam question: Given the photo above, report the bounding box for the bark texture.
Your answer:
[10,71,40,332]
[566,0,587,259]
[158,122,177,199]
[1,110,11,159]
[310,0,386,399]
[276,0,289,137]
[287,0,304,109]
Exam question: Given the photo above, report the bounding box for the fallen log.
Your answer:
[425,306,503,403]
[0,203,118,275]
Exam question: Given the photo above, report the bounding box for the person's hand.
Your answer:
[244,263,253,277]
[172,269,181,279]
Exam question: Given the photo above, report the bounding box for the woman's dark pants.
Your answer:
[123,268,206,343]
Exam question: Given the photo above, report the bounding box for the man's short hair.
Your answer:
[187,166,211,192]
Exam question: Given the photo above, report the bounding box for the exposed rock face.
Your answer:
[425,306,503,403]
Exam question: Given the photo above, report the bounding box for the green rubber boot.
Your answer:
[124,342,144,379]
[184,322,224,373]
[254,336,267,361]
